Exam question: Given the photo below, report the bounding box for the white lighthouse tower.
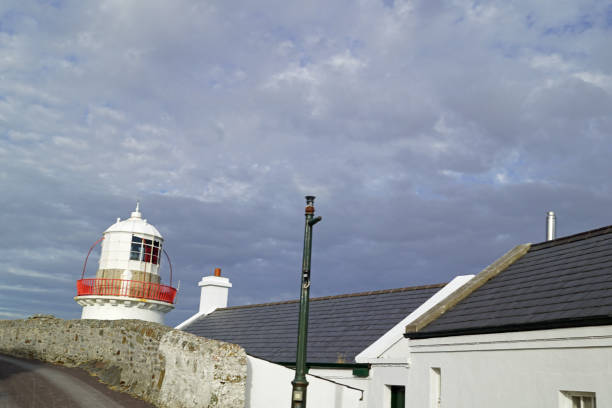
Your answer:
[75,203,177,324]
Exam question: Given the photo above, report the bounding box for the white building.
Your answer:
[178,214,612,408]
[357,223,612,408]
[176,268,473,407]
[74,204,177,324]
[399,225,612,408]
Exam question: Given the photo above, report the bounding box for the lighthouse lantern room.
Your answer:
[75,203,177,324]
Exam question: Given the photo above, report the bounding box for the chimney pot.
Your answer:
[214,268,221,277]
[546,211,556,241]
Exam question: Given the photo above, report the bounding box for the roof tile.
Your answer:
[183,284,443,363]
[412,226,612,338]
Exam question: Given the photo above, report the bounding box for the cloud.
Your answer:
[2,265,73,282]
[0,284,57,293]
[0,0,610,327]
[0,310,27,319]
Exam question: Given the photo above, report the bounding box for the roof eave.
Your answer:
[405,316,612,339]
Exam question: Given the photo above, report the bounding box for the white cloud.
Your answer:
[3,265,72,282]
[87,105,126,123]
[266,65,319,88]
[573,72,612,92]
[198,177,254,203]
[530,54,572,72]
[462,1,502,24]
[0,284,55,293]
[0,310,27,318]
[327,51,365,74]
[495,172,508,184]
[7,130,42,141]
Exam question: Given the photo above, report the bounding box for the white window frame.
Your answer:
[130,235,162,265]
[430,367,441,408]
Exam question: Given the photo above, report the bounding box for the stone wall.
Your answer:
[0,315,246,408]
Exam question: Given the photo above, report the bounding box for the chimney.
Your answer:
[546,211,556,241]
[198,268,232,315]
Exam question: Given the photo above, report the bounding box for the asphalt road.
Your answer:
[0,355,155,408]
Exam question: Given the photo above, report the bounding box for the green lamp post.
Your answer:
[291,196,322,408]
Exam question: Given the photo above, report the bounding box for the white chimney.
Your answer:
[546,211,556,241]
[198,268,232,315]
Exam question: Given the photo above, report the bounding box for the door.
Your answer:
[390,385,405,408]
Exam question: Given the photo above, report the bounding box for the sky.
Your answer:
[1,0,611,327]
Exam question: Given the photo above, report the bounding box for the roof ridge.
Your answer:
[218,283,447,311]
[531,224,612,250]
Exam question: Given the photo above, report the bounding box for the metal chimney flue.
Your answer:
[546,211,556,241]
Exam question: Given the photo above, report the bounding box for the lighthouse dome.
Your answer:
[97,202,165,279]
[104,203,163,238]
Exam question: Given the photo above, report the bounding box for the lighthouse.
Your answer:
[75,203,177,324]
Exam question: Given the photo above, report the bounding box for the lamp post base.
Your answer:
[291,379,308,408]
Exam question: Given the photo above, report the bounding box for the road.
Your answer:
[0,355,155,408]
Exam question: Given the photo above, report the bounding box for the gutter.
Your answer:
[174,311,206,330]
[406,316,612,339]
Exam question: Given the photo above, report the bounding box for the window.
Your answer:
[389,385,405,408]
[560,391,596,408]
[430,368,441,408]
[130,235,162,264]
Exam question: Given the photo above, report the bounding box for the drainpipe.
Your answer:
[291,196,322,408]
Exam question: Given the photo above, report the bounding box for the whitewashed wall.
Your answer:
[78,296,172,322]
[367,362,409,408]
[246,356,363,408]
[364,339,411,407]
[405,325,612,407]
[309,368,370,408]
[357,275,475,408]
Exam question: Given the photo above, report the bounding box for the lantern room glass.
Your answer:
[130,235,162,264]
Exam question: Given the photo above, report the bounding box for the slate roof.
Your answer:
[410,225,612,339]
[182,283,444,363]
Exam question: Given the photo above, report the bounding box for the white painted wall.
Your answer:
[308,368,369,408]
[356,275,474,362]
[367,363,410,408]
[405,326,612,408]
[78,296,173,323]
[246,356,363,408]
[365,322,612,408]
[308,368,369,391]
[356,275,475,408]
[99,230,161,275]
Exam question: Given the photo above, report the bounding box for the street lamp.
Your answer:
[291,196,322,408]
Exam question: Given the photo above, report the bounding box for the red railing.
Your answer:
[76,279,177,304]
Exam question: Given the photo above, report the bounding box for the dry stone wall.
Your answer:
[0,315,246,408]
